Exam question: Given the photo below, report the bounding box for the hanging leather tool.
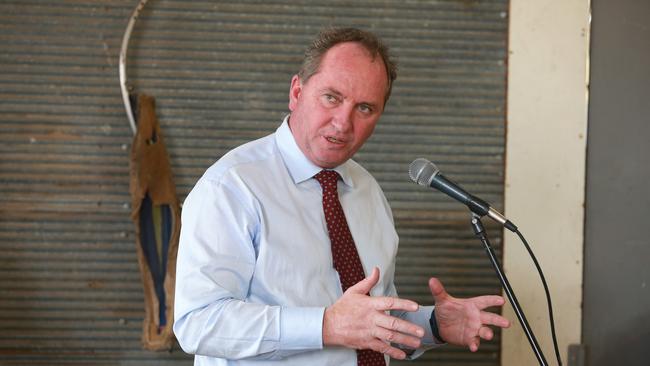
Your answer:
[129,94,180,351]
[120,0,180,351]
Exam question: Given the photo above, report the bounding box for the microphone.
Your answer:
[409,158,517,232]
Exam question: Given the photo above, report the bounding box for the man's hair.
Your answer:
[297,27,398,105]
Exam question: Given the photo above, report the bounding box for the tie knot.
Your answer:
[314,170,340,188]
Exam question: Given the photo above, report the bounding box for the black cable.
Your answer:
[514,229,563,366]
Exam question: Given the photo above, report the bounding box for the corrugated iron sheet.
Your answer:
[0,0,508,364]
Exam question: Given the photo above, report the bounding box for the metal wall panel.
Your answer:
[0,0,508,364]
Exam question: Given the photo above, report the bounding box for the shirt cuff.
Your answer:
[279,306,325,351]
[410,305,438,346]
[429,307,447,345]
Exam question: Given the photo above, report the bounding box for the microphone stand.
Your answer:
[470,213,548,366]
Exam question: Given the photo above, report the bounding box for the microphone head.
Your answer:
[409,158,440,186]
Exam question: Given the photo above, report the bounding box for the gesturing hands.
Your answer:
[429,277,511,352]
[322,267,424,360]
[322,269,511,359]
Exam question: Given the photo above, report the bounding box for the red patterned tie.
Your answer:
[314,170,387,366]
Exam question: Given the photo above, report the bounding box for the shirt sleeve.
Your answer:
[173,176,325,360]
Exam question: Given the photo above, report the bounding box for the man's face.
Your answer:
[288,42,388,169]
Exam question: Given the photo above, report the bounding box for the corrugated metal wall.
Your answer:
[0,0,508,365]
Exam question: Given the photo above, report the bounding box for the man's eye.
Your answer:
[324,94,338,104]
[358,104,373,114]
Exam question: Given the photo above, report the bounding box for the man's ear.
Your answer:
[288,75,302,111]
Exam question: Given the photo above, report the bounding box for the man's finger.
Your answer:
[428,277,449,304]
[472,294,506,309]
[369,296,419,312]
[478,326,493,341]
[469,337,480,352]
[347,267,380,295]
[480,311,511,328]
[367,339,406,360]
[371,327,422,349]
[374,313,425,338]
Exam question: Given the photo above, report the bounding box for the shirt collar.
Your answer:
[275,115,355,188]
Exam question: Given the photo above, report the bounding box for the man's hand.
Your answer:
[323,267,425,360]
[429,277,511,352]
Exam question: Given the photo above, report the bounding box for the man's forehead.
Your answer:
[317,43,388,85]
[321,42,380,66]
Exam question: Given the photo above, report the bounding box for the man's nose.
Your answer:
[331,104,354,132]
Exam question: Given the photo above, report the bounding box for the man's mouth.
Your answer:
[326,136,344,144]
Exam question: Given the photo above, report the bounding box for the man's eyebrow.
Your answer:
[320,87,343,97]
[360,101,379,109]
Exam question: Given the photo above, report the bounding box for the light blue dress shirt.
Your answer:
[174,117,438,365]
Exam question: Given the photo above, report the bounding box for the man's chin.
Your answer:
[308,146,354,168]
[314,155,349,169]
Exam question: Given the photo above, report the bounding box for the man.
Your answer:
[174,27,510,365]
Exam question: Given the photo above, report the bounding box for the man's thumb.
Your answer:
[429,277,448,303]
[347,267,380,295]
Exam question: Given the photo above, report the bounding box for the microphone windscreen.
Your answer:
[409,158,439,186]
